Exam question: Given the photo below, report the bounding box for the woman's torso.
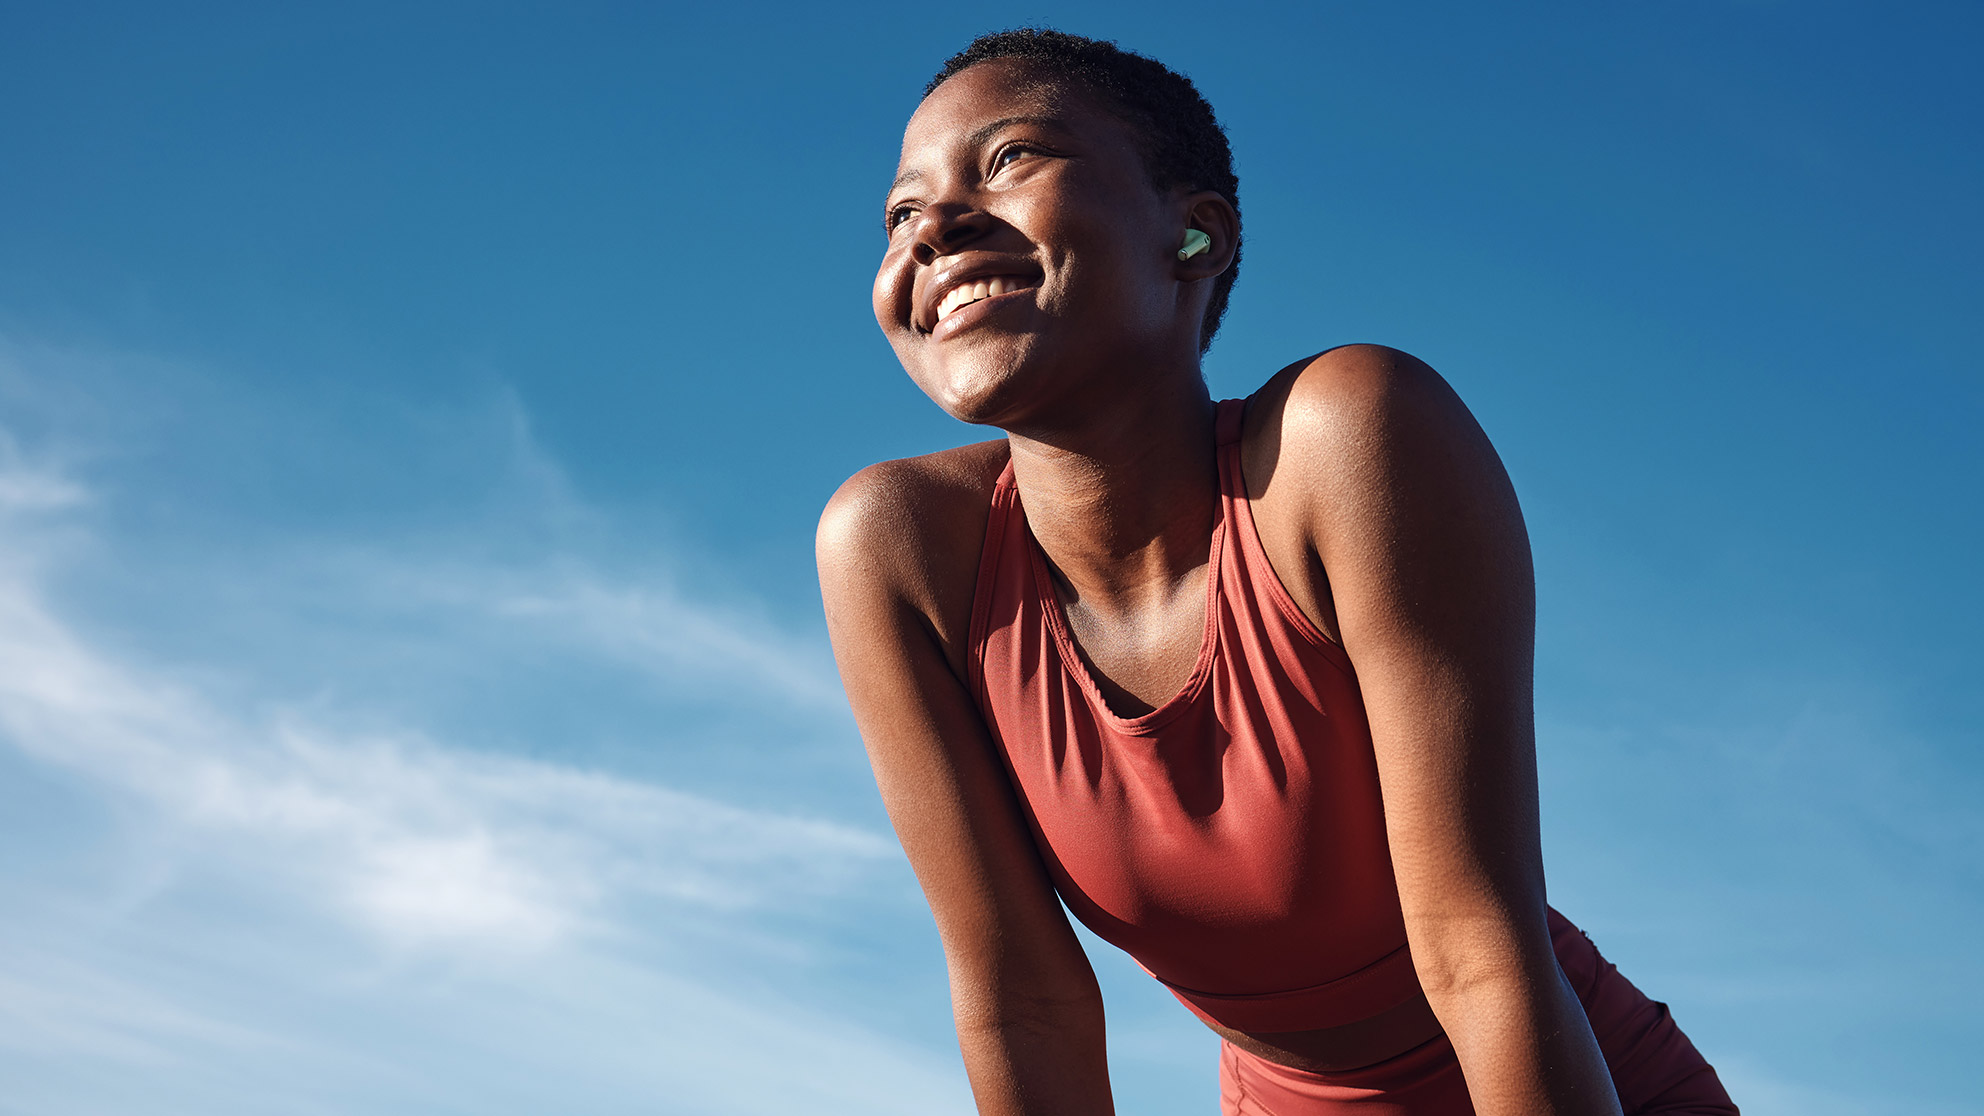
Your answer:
[967,396,1446,1069]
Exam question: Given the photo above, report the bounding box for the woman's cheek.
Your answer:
[872,258,908,335]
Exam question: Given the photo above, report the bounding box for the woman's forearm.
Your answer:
[1429,963,1623,1116]
[953,992,1115,1116]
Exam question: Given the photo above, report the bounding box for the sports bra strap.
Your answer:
[1214,397,1246,446]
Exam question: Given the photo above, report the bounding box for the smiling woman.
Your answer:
[818,29,1737,1116]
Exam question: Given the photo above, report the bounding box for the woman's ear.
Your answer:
[1174,191,1239,280]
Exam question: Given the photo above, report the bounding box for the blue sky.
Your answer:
[0,2,1977,1113]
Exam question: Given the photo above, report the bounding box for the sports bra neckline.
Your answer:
[992,399,1249,735]
[1005,488,1226,734]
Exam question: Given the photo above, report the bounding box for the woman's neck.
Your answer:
[1004,378,1221,617]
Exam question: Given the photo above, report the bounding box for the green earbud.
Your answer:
[1177,228,1212,260]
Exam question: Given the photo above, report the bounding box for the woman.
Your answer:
[817,29,1736,1116]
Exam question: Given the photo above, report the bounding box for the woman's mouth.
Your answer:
[936,275,1032,326]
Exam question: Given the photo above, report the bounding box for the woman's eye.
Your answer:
[992,144,1035,173]
[886,205,918,233]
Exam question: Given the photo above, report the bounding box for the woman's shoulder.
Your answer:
[1246,344,1453,441]
[1239,343,1520,637]
[818,438,1010,559]
[816,438,1010,663]
[1243,343,1492,497]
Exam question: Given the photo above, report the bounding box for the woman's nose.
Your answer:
[910,203,992,266]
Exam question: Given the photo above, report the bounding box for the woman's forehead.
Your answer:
[895,62,1119,170]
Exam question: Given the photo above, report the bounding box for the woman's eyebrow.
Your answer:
[963,114,1066,148]
[890,115,1071,192]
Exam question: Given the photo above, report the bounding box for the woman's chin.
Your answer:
[905,338,1052,427]
[922,376,1021,428]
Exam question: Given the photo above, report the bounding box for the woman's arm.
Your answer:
[1267,345,1623,1116]
[817,452,1116,1116]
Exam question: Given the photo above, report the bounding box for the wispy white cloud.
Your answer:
[401,390,848,710]
[0,340,845,719]
[0,457,87,515]
[0,928,973,1116]
[488,568,846,709]
[0,452,884,953]
[0,342,970,1113]
[0,945,289,1066]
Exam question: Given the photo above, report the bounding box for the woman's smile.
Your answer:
[914,251,1047,335]
[930,277,1037,340]
[933,274,1033,329]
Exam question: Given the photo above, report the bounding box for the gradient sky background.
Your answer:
[1,2,1978,1114]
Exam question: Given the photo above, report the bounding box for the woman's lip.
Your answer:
[929,285,1036,342]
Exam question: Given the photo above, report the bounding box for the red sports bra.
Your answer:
[967,398,1422,1033]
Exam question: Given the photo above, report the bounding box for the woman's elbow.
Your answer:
[947,966,1105,1037]
[1405,907,1558,1006]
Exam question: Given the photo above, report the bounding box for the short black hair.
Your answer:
[925,29,1241,355]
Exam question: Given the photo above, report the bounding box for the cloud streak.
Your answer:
[0,344,975,1114]
[0,455,886,953]
[491,571,847,709]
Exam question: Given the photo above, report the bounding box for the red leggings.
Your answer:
[1219,913,1737,1115]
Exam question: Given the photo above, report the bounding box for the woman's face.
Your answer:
[875,60,1192,427]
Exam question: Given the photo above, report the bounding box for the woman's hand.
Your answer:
[817,444,1116,1116]
[1254,344,1625,1116]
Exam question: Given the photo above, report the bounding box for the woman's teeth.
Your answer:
[937,276,1024,324]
